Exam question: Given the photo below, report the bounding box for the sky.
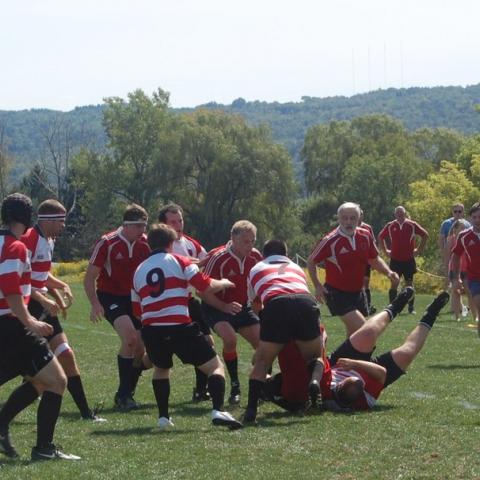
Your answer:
[1,0,479,111]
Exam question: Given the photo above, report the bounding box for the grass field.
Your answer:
[1,283,480,479]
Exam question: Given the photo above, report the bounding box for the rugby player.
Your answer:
[243,239,323,424]
[379,206,429,314]
[201,220,262,404]
[158,203,211,402]
[84,204,151,411]
[359,210,376,315]
[21,199,105,422]
[132,223,242,429]
[0,193,79,461]
[307,202,399,336]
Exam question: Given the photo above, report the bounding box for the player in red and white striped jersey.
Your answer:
[307,202,399,337]
[158,203,212,401]
[84,204,151,412]
[243,240,323,424]
[0,193,79,461]
[201,220,262,405]
[20,199,104,422]
[132,223,242,429]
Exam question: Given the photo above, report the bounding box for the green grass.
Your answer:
[1,284,480,479]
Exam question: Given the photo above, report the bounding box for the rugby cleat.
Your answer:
[241,407,258,426]
[211,410,243,430]
[0,429,19,458]
[387,287,415,317]
[228,383,241,405]
[309,380,321,407]
[157,417,174,429]
[192,388,211,403]
[31,444,81,461]
[425,291,450,318]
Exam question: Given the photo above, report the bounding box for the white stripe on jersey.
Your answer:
[0,258,28,275]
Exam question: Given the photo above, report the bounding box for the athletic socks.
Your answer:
[36,391,62,449]
[388,288,398,304]
[152,379,170,419]
[207,374,225,411]
[67,375,90,418]
[194,367,208,393]
[0,382,39,430]
[366,288,372,309]
[385,287,415,320]
[223,350,239,385]
[117,355,134,398]
[420,291,450,329]
[246,379,264,414]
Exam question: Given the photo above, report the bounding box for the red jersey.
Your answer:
[309,227,378,292]
[452,228,480,281]
[248,255,310,304]
[0,231,31,316]
[378,219,427,261]
[360,222,374,238]
[21,226,54,293]
[132,252,211,326]
[89,228,151,296]
[203,242,262,304]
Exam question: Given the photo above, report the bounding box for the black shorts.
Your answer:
[372,351,405,387]
[329,338,374,367]
[142,323,216,369]
[97,291,142,330]
[389,258,416,280]
[189,297,211,335]
[0,315,54,381]
[325,285,368,317]
[202,303,259,332]
[28,298,63,342]
[259,294,321,343]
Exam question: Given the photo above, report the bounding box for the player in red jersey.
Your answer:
[308,202,399,336]
[378,206,429,314]
[201,220,262,404]
[451,202,480,335]
[132,223,242,430]
[84,204,151,411]
[20,199,104,422]
[158,203,212,401]
[0,193,79,461]
[243,239,323,424]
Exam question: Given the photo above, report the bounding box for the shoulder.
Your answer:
[170,253,193,270]
[250,248,263,261]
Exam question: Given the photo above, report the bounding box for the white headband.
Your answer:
[38,214,66,221]
[123,220,147,225]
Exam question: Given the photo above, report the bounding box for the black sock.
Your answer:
[131,366,144,396]
[388,289,397,303]
[420,313,437,330]
[67,375,90,418]
[117,355,134,398]
[0,382,39,430]
[247,379,264,413]
[207,374,225,411]
[152,379,170,419]
[195,367,208,393]
[224,358,239,386]
[36,391,62,448]
[366,289,372,308]
[408,298,415,312]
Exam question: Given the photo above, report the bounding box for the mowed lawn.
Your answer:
[1,282,480,479]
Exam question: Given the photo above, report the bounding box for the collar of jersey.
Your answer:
[0,229,15,238]
[265,254,290,264]
[149,248,168,257]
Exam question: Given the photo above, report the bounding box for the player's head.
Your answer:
[394,206,406,222]
[469,202,480,230]
[37,199,67,239]
[337,202,360,236]
[1,193,33,234]
[158,203,184,237]
[122,203,148,242]
[230,220,257,258]
[262,239,287,258]
[452,203,465,219]
[147,223,177,251]
[333,376,364,408]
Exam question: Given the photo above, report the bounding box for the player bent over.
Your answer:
[132,223,242,429]
[21,199,105,422]
[0,193,79,461]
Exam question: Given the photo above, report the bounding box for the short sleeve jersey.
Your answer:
[248,255,310,304]
[309,227,378,292]
[132,251,211,326]
[21,226,54,293]
[89,228,151,296]
[452,228,480,281]
[360,222,374,238]
[203,242,262,304]
[0,231,31,316]
[378,219,427,261]
[172,234,207,261]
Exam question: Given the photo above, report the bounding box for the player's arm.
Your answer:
[30,288,60,316]
[83,264,104,323]
[6,294,53,337]
[307,254,328,304]
[46,272,73,304]
[369,256,399,287]
[414,226,429,256]
[194,273,241,315]
[377,229,390,257]
[336,358,387,384]
[450,253,463,292]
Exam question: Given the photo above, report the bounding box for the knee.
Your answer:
[122,333,139,351]
[222,335,237,352]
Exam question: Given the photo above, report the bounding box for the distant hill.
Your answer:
[1,84,480,181]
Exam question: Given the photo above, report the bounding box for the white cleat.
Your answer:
[157,417,174,429]
[211,410,243,430]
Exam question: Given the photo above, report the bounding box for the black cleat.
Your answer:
[116,395,138,412]
[0,429,18,458]
[368,305,377,315]
[31,443,81,461]
[309,380,321,407]
[242,408,258,426]
[228,383,241,405]
[192,388,211,403]
[425,291,450,317]
[388,287,415,316]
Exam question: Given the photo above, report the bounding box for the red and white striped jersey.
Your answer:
[172,234,207,261]
[132,251,211,326]
[89,228,150,296]
[203,242,262,305]
[21,226,54,293]
[0,231,31,316]
[248,255,310,304]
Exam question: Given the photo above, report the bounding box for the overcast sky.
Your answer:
[1,0,479,111]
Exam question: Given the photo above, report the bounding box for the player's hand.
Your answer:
[336,358,355,370]
[222,302,242,315]
[314,284,328,304]
[452,279,464,295]
[188,257,200,264]
[62,284,74,305]
[387,271,400,288]
[385,249,392,258]
[27,317,54,337]
[42,297,60,316]
[218,279,236,290]
[90,302,105,323]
